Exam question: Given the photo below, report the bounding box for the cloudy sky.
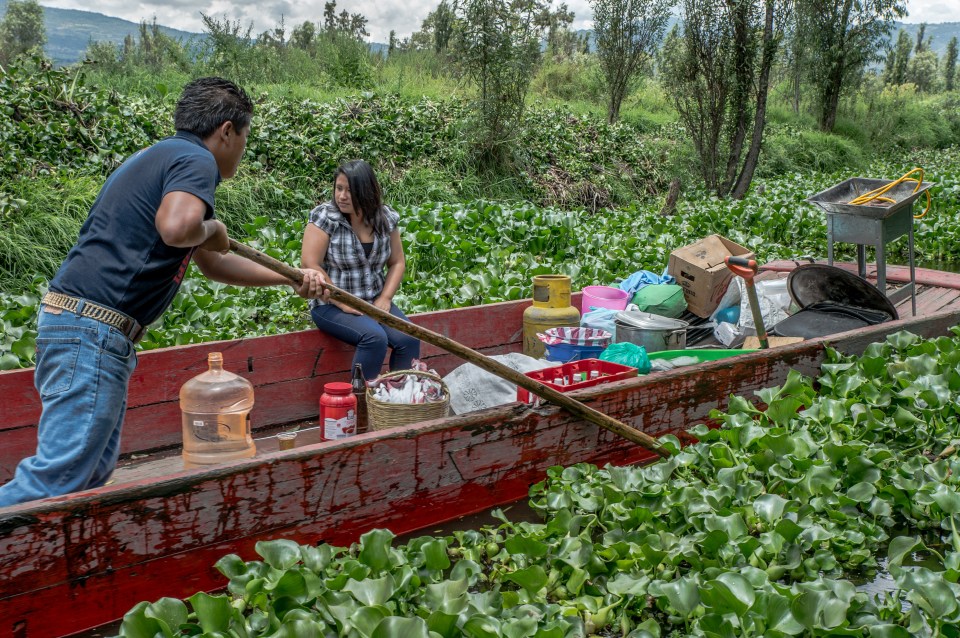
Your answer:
[39,0,960,43]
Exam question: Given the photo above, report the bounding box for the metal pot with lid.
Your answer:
[614,310,689,353]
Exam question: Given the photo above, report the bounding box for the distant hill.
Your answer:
[0,0,202,65]
[890,21,960,57]
[578,20,960,57]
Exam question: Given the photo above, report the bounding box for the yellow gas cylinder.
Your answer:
[522,275,581,358]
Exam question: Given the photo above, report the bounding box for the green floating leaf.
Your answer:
[932,483,960,515]
[899,567,959,618]
[343,575,396,607]
[187,592,234,634]
[359,529,396,573]
[700,572,755,617]
[371,615,432,638]
[754,494,789,524]
[846,482,877,503]
[659,576,700,616]
[422,538,451,571]
[503,565,548,597]
[256,538,302,570]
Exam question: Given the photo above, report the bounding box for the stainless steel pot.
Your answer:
[614,311,689,353]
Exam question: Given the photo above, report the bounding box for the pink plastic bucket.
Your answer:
[581,286,629,313]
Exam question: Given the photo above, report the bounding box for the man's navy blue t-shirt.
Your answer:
[50,132,220,326]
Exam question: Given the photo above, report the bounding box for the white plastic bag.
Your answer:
[738,278,791,332]
[443,353,555,415]
[710,277,743,323]
[714,321,741,347]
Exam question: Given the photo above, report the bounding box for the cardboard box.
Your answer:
[667,234,753,318]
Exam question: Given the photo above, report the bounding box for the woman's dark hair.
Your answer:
[174,77,254,138]
[335,160,389,235]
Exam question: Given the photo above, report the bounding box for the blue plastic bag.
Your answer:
[580,307,619,336]
[618,269,675,296]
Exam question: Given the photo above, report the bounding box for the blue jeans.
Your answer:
[310,302,420,380]
[0,304,137,507]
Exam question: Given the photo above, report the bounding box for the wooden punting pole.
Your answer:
[230,239,670,458]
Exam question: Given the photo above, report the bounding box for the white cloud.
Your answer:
[901,0,960,23]
[41,0,598,43]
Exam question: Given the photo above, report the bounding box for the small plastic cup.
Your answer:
[277,431,298,451]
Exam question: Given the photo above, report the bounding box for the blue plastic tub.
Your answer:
[545,342,607,363]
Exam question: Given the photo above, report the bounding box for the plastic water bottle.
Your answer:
[180,352,256,468]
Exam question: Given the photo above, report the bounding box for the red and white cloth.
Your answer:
[536,327,612,346]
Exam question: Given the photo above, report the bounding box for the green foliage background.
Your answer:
[1,54,960,368]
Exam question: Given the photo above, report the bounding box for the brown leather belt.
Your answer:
[42,291,146,343]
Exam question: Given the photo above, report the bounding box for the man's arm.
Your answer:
[157,190,324,297]
[155,191,228,251]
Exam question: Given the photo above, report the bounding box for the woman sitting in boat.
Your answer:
[301,159,420,381]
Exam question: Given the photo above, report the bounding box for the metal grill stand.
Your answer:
[808,177,932,317]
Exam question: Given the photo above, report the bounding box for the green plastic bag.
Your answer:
[600,342,651,374]
[631,284,687,318]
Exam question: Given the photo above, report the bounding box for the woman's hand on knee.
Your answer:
[372,296,392,314]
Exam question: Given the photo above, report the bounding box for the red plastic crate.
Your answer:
[516,359,638,404]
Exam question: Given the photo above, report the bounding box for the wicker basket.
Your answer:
[366,369,451,431]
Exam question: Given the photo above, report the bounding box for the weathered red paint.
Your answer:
[0,296,539,481]
[1,285,960,637]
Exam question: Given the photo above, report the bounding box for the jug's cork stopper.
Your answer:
[208,352,223,368]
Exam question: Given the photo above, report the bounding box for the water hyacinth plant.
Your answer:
[117,328,960,637]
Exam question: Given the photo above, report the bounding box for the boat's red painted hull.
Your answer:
[2,291,960,637]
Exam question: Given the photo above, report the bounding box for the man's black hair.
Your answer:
[174,77,253,138]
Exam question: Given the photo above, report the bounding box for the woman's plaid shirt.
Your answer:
[307,202,400,307]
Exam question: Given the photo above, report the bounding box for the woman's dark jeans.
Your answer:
[310,302,421,380]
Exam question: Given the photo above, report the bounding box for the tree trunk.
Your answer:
[732,0,777,200]
[607,87,623,124]
[818,0,852,131]
[721,0,753,196]
[659,178,682,216]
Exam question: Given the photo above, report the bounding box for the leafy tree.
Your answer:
[85,19,190,73]
[782,1,815,114]
[0,0,46,66]
[434,1,456,53]
[803,0,905,131]
[883,28,911,85]
[257,16,287,50]
[914,22,930,53]
[290,21,318,51]
[410,1,457,52]
[323,2,337,31]
[318,1,368,40]
[389,29,397,56]
[198,13,259,82]
[661,0,789,198]
[591,0,671,123]
[944,36,957,91]
[907,49,939,92]
[540,3,576,57]
[454,0,551,167]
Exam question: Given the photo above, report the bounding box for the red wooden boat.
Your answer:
[3,262,960,637]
